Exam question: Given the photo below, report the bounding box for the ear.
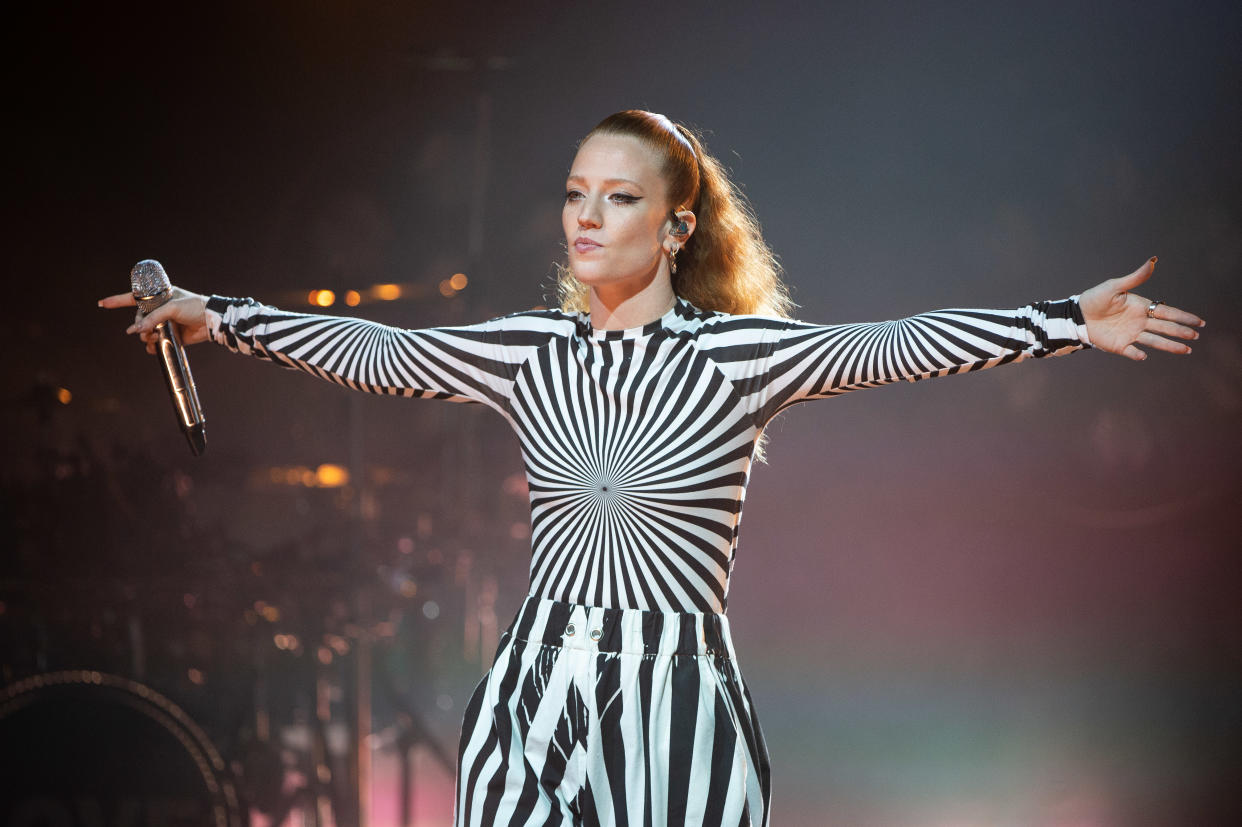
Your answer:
[664,209,697,250]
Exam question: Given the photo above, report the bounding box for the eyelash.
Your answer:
[564,190,641,205]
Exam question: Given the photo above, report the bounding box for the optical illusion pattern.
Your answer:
[207,294,1089,614]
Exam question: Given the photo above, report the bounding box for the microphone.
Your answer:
[130,259,207,456]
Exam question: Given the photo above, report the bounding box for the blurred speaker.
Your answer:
[0,671,243,827]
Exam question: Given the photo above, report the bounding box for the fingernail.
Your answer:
[1149,256,1158,264]
[97,300,104,307]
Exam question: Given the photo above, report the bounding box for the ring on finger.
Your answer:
[1146,299,1164,319]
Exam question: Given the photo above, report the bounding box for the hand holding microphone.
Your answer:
[99,260,209,455]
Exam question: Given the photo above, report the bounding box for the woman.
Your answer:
[103,110,1204,826]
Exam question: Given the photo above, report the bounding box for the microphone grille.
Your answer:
[131,259,172,315]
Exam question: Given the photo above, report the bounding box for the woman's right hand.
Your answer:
[99,287,210,355]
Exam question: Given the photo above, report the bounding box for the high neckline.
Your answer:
[581,297,688,341]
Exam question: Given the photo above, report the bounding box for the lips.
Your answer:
[574,237,602,254]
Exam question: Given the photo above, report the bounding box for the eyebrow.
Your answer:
[566,175,645,189]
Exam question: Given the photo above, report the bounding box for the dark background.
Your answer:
[4,1,1240,825]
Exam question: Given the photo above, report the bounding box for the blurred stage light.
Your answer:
[57,387,72,405]
[374,283,401,300]
[449,272,468,290]
[325,635,350,656]
[274,633,300,651]
[344,289,362,306]
[315,463,350,488]
[308,289,336,307]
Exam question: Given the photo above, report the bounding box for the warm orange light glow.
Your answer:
[187,668,206,685]
[56,387,72,405]
[325,634,351,656]
[266,463,353,487]
[261,605,281,622]
[309,289,336,307]
[439,279,455,298]
[344,289,362,306]
[274,633,300,651]
[375,283,401,301]
[315,463,350,488]
[449,272,468,290]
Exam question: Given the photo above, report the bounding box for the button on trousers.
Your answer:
[455,596,771,826]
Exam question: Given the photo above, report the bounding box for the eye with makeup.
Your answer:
[564,190,641,206]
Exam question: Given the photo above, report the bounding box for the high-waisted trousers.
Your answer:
[455,595,771,827]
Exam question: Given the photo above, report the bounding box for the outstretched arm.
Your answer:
[100,287,563,413]
[1078,257,1204,360]
[703,257,1204,424]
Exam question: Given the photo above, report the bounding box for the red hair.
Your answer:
[557,110,792,318]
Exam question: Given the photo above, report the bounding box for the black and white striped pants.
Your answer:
[455,595,771,826]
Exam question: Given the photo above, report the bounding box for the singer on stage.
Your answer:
[102,110,1204,827]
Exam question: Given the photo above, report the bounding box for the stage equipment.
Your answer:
[0,670,243,827]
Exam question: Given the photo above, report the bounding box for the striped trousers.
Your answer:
[455,596,771,826]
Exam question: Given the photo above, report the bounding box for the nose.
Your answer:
[577,197,602,229]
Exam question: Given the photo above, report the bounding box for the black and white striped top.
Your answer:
[206,294,1091,613]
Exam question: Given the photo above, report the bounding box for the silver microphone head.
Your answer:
[131,259,172,315]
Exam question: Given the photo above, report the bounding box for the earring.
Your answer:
[670,210,690,240]
[668,242,680,275]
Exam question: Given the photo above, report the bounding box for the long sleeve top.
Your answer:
[206,294,1091,613]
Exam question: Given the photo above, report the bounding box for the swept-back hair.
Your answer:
[557,110,793,319]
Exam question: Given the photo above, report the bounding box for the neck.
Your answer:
[588,270,677,330]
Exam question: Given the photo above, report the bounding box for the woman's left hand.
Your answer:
[1078,257,1205,361]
